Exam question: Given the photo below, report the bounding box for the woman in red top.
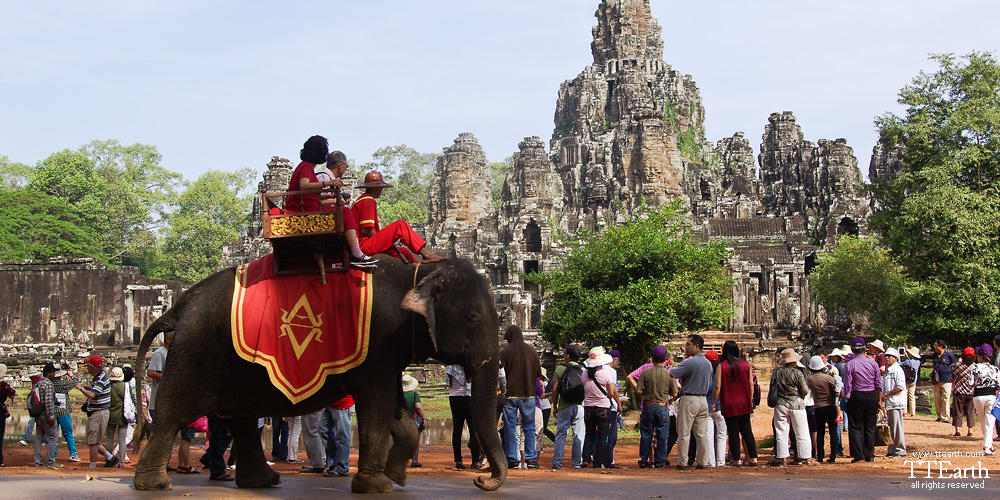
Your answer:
[712,340,757,465]
[285,136,376,268]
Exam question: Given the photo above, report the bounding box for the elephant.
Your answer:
[131,256,507,493]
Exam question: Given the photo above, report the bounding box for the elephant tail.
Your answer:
[131,289,189,447]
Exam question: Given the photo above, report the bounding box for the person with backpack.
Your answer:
[581,346,620,469]
[636,345,677,468]
[105,367,134,468]
[549,344,585,469]
[950,347,977,437]
[30,363,61,468]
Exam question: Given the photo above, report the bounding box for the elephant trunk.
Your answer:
[470,359,506,491]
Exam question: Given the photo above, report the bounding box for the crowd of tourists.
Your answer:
[437,330,1000,472]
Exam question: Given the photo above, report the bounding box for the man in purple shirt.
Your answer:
[843,336,883,463]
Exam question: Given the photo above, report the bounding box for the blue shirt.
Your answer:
[933,350,957,384]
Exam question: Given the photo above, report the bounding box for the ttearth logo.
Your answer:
[904,454,990,490]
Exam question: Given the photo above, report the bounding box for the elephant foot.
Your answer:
[235,466,281,488]
[351,472,394,493]
[134,470,173,491]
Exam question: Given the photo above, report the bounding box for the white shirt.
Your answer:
[883,363,908,410]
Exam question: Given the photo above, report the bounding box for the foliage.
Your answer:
[0,155,33,189]
[158,168,255,285]
[808,236,906,337]
[869,52,1000,346]
[527,202,733,369]
[28,140,181,264]
[361,145,437,226]
[0,188,105,263]
[490,158,511,209]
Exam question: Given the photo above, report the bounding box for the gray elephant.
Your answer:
[132,257,507,493]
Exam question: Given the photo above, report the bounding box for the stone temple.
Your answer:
[223,0,873,345]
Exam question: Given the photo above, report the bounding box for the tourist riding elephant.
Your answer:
[132,257,506,493]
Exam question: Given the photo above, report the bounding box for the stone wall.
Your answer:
[0,258,182,345]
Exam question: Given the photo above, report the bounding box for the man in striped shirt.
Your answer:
[75,354,118,468]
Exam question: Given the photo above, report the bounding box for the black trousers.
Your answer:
[0,414,6,466]
[815,405,841,460]
[724,414,757,461]
[206,414,232,477]
[847,391,879,461]
[449,395,482,464]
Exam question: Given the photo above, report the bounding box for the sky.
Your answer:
[2,0,998,183]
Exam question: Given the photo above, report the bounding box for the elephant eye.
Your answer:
[465,311,480,324]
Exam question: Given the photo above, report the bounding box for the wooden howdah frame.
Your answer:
[261,186,350,285]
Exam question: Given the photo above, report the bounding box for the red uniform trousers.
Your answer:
[358,220,424,262]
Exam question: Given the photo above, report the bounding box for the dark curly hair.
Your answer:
[300,135,329,164]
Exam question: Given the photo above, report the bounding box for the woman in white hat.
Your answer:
[581,347,621,468]
[0,364,15,467]
[768,349,817,466]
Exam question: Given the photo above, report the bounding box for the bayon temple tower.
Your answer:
[227,0,872,340]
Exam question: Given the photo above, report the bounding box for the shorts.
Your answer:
[86,409,110,445]
[180,426,195,440]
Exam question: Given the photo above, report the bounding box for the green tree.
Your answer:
[0,188,106,263]
[0,155,33,189]
[807,236,906,337]
[490,158,511,208]
[361,145,437,225]
[527,202,733,369]
[870,52,1000,346]
[29,140,181,265]
[159,168,255,285]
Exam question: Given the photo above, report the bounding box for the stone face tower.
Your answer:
[550,0,709,230]
[427,133,493,259]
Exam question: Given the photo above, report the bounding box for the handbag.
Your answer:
[767,380,779,408]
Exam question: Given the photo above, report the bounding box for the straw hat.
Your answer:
[0,363,6,378]
[869,340,886,353]
[401,374,418,392]
[779,348,802,366]
[905,346,920,359]
[829,347,845,358]
[584,346,613,368]
[109,367,125,382]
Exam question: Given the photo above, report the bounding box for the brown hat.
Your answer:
[356,171,393,188]
[779,348,802,366]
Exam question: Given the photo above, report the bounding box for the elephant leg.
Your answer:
[384,410,418,486]
[350,391,395,494]
[230,416,280,488]
[133,421,181,490]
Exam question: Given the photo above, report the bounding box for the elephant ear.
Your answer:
[401,268,445,352]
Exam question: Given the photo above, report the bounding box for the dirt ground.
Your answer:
[2,407,996,480]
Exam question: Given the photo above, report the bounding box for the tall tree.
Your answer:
[870,52,1000,346]
[0,188,106,263]
[527,202,733,369]
[807,236,906,338]
[29,140,181,264]
[159,168,255,285]
[490,158,511,209]
[0,155,33,189]
[361,145,437,225]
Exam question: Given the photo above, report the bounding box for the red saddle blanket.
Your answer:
[230,254,373,403]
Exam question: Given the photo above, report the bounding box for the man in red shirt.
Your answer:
[351,171,444,262]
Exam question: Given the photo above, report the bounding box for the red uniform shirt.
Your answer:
[285,161,320,213]
[330,394,355,410]
[351,194,379,233]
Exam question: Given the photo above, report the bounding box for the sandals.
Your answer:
[767,458,787,467]
[210,473,235,481]
[176,466,201,474]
